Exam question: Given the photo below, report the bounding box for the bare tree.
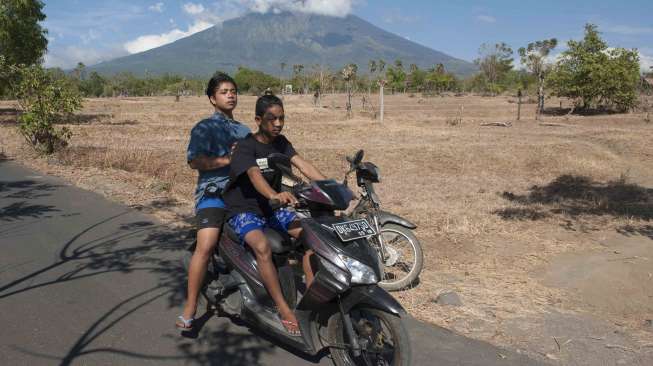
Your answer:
[292,64,305,94]
[474,42,514,95]
[342,63,358,118]
[519,38,557,114]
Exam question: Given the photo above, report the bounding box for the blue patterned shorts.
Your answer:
[228,209,298,243]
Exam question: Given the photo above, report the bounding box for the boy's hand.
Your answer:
[271,191,298,206]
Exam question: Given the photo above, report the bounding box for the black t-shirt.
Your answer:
[223,134,297,217]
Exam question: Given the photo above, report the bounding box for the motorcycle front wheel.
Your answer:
[328,307,412,366]
[376,224,423,292]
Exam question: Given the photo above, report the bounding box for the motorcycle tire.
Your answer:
[328,308,412,366]
[377,224,423,292]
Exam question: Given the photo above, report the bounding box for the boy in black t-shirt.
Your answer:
[223,95,325,335]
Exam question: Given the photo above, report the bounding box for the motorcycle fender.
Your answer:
[377,211,417,229]
[340,286,406,316]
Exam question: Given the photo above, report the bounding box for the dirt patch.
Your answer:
[542,233,653,322]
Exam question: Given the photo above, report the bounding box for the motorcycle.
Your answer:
[184,153,412,366]
[283,150,424,291]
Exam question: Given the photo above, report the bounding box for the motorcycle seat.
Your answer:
[223,224,241,244]
[264,228,293,254]
[222,223,293,254]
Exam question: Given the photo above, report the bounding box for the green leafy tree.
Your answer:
[548,24,640,111]
[292,64,305,93]
[80,71,106,97]
[0,0,48,65]
[234,66,280,94]
[0,0,48,96]
[519,38,557,113]
[474,42,514,94]
[424,64,458,93]
[1,60,82,154]
[386,63,406,94]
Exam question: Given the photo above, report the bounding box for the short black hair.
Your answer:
[255,94,284,117]
[206,73,237,98]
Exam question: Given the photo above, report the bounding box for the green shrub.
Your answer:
[11,63,82,154]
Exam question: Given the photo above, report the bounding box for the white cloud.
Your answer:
[476,15,496,23]
[239,0,354,17]
[607,25,653,35]
[183,2,205,15]
[149,2,165,13]
[638,50,653,72]
[383,13,420,25]
[121,0,357,57]
[80,29,100,44]
[123,20,212,54]
[44,46,127,69]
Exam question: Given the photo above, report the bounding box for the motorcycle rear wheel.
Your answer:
[376,224,423,292]
[328,308,411,366]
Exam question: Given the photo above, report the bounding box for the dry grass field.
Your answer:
[2,93,653,364]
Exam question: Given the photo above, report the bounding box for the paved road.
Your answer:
[0,159,543,366]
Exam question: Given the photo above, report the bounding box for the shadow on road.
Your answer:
[0,168,324,365]
[495,174,653,237]
[4,219,288,365]
[0,178,63,222]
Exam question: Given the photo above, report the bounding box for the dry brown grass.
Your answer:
[2,93,652,358]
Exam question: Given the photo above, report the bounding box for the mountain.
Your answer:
[89,12,476,77]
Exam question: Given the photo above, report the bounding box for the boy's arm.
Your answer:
[247,167,297,204]
[291,154,326,181]
[189,155,230,171]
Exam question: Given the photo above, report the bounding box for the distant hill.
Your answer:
[89,12,476,77]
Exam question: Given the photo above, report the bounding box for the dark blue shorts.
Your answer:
[228,210,297,243]
[195,197,227,230]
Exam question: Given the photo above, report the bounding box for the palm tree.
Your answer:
[280,62,287,79]
[368,60,377,95]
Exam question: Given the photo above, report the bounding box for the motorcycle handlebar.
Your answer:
[269,199,284,211]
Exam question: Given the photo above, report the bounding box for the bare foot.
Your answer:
[279,310,301,336]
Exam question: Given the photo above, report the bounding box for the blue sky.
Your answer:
[42,0,653,71]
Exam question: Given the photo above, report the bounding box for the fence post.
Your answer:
[517,89,522,121]
[379,80,385,123]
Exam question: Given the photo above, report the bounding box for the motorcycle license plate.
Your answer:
[332,219,376,242]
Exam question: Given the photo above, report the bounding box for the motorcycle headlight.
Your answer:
[319,257,350,285]
[338,254,378,284]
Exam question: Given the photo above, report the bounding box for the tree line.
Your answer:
[32,23,645,115]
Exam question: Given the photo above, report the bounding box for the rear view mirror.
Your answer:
[352,150,364,165]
